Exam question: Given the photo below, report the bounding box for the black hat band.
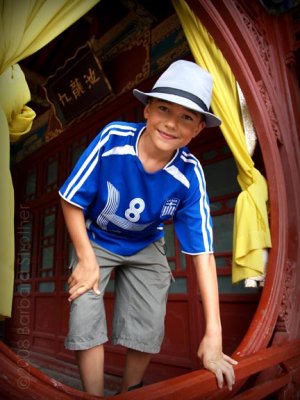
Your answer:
[150,87,209,113]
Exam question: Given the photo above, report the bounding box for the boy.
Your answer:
[59,60,237,396]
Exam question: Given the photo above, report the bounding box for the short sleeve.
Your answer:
[59,132,102,210]
[173,167,213,254]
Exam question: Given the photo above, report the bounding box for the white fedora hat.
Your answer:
[133,60,221,128]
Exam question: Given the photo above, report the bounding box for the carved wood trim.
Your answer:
[186,0,300,357]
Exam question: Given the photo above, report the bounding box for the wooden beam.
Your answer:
[232,373,290,400]
[108,341,300,399]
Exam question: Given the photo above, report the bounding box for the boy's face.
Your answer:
[143,98,206,153]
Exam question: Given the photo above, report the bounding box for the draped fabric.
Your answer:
[0,0,100,318]
[172,0,271,284]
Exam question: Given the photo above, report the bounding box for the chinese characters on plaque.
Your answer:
[43,42,113,127]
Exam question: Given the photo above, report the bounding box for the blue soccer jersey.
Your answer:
[59,121,213,256]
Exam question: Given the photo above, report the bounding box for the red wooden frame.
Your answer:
[186,0,300,357]
[4,0,300,397]
[1,339,300,399]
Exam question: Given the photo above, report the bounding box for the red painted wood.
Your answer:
[232,373,290,400]
[1,340,299,400]
[186,0,300,360]
[106,341,300,400]
[0,341,102,400]
[6,0,300,394]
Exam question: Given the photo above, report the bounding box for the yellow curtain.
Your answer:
[0,0,100,318]
[172,0,272,284]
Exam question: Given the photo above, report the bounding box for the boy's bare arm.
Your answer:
[192,253,237,390]
[61,198,100,302]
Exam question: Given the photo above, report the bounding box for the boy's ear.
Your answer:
[143,103,150,119]
[193,120,206,137]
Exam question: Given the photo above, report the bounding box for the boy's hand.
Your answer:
[67,258,100,302]
[198,335,238,391]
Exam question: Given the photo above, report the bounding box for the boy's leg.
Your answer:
[112,239,172,391]
[65,242,119,395]
[76,344,105,396]
[120,349,152,392]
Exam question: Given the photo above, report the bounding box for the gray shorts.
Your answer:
[64,239,173,354]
